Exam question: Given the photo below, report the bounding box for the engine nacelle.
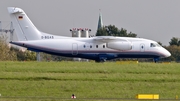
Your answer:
[107,41,132,50]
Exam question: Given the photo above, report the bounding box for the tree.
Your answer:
[105,25,119,36]
[118,28,127,36]
[158,42,162,46]
[165,37,180,62]
[164,45,180,61]
[39,53,73,61]
[96,25,137,37]
[0,35,17,61]
[96,27,108,36]
[169,37,180,46]
[126,32,137,37]
[11,47,36,61]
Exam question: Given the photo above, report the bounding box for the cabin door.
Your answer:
[72,43,78,55]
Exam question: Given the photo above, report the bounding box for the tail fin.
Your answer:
[7,7,42,41]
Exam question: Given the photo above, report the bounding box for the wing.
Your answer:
[93,36,132,51]
[93,36,128,42]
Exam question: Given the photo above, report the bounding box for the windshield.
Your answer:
[150,43,161,47]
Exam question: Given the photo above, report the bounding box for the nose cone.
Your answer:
[163,48,171,58]
[165,50,171,57]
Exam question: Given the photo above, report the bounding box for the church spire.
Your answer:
[97,9,103,30]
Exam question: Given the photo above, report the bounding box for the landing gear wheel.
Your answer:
[154,58,159,63]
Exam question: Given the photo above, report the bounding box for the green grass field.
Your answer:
[0,61,180,101]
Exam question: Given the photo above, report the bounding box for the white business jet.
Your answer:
[7,7,171,62]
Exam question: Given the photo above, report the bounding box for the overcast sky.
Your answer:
[0,0,180,45]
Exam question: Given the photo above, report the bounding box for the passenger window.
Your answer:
[103,45,105,48]
[96,45,98,48]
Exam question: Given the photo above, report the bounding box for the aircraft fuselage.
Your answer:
[11,37,171,62]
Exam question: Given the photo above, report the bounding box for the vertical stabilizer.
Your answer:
[7,7,42,41]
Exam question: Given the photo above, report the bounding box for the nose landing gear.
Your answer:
[154,58,159,63]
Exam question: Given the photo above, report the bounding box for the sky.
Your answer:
[0,0,180,45]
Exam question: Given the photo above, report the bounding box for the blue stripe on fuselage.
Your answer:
[27,47,160,60]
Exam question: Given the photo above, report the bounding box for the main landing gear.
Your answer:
[95,58,106,63]
[95,54,107,63]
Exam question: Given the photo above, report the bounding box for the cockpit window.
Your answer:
[150,43,161,47]
[150,43,156,47]
[156,43,161,47]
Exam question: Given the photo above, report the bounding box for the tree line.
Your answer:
[96,25,137,37]
[0,35,36,61]
[163,37,180,62]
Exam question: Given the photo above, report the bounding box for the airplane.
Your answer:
[7,7,171,62]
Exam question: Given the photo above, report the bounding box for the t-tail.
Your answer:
[8,7,43,41]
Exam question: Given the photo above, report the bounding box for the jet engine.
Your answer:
[107,41,132,51]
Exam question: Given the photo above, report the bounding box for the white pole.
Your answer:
[10,22,14,41]
[36,52,41,61]
[0,21,2,34]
